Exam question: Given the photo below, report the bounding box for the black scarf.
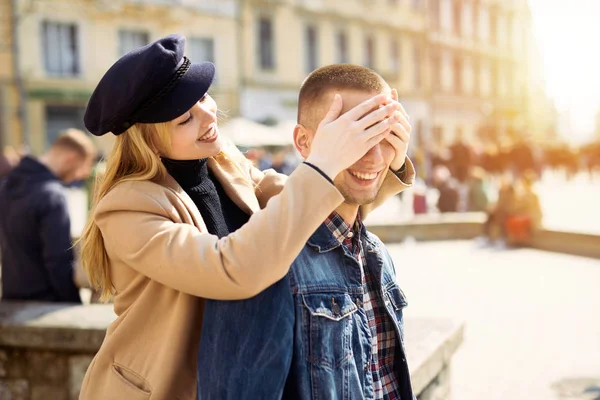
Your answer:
[162,158,249,238]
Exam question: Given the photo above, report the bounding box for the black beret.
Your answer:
[84,34,215,136]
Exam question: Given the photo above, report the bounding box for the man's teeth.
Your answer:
[350,171,378,180]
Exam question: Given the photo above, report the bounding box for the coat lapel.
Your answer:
[160,174,208,232]
[208,157,260,215]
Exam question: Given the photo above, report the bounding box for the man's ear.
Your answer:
[293,124,312,159]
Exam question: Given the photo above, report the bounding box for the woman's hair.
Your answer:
[79,122,171,301]
[79,121,253,302]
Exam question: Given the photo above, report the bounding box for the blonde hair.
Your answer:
[79,122,252,302]
[79,122,171,301]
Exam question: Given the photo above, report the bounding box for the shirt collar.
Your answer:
[308,211,363,253]
[324,211,363,244]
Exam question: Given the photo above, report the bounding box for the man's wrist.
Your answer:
[391,160,407,175]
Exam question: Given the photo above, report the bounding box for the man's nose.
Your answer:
[361,144,384,165]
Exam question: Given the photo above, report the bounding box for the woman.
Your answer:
[78,34,409,400]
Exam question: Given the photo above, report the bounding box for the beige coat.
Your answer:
[79,151,414,400]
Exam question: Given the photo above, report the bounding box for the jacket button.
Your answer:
[348,231,354,238]
[364,362,369,372]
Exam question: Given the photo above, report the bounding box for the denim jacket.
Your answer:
[197,222,414,400]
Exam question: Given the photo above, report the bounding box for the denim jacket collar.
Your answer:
[307,220,381,254]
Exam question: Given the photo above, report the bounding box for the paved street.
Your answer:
[388,241,600,400]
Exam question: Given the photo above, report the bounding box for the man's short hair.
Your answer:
[297,64,388,130]
[52,129,97,160]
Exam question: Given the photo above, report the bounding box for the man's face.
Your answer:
[309,89,396,205]
[58,152,94,184]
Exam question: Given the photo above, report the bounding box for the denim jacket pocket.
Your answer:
[384,285,408,311]
[302,293,359,370]
[384,284,408,340]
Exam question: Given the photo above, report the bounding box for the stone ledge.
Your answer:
[0,302,115,352]
[0,302,464,398]
[369,212,486,242]
[530,230,600,259]
[405,318,465,395]
[368,214,600,259]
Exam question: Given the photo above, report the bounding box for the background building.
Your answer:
[1,0,18,152]
[5,0,240,155]
[427,0,547,146]
[1,0,553,156]
[238,0,429,153]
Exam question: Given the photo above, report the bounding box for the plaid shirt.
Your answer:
[325,212,402,400]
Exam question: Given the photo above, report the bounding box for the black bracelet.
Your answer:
[393,163,407,176]
[303,162,334,184]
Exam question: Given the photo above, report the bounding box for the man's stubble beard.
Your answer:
[335,177,385,206]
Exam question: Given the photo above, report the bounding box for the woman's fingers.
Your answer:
[343,94,390,122]
[355,103,400,131]
[362,115,399,139]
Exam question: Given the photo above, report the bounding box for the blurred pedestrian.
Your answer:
[481,175,517,246]
[505,170,542,245]
[467,167,490,212]
[433,165,460,213]
[449,130,473,182]
[0,146,19,181]
[0,129,97,302]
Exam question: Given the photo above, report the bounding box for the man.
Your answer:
[197,65,415,399]
[0,129,97,302]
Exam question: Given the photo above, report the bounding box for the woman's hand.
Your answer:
[387,88,412,172]
[306,93,401,180]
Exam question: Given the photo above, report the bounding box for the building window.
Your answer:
[472,2,479,40]
[463,58,473,94]
[42,21,80,77]
[472,60,480,96]
[304,25,319,73]
[512,20,521,52]
[118,30,149,56]
[462,1,473,38]
[453,57,462,94]
[188,37,216,83]
[336,31,349,64]
[497,13,506,47]
[490,10,497,45]
[188,37,215,63]
[479,6,489,42]
[413,45,421,89]
[432,126,443,145]
[452,0,462,36]
[390,37,400,73]
[432,53,441,90]
[491,63,499,96]
[45,106,87,149]
[431,0,441,31]
[507,16,514,49]
[441,0,452,33]
[481,61,491,97]
[258,16,275,70]
[364,34,375,69]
